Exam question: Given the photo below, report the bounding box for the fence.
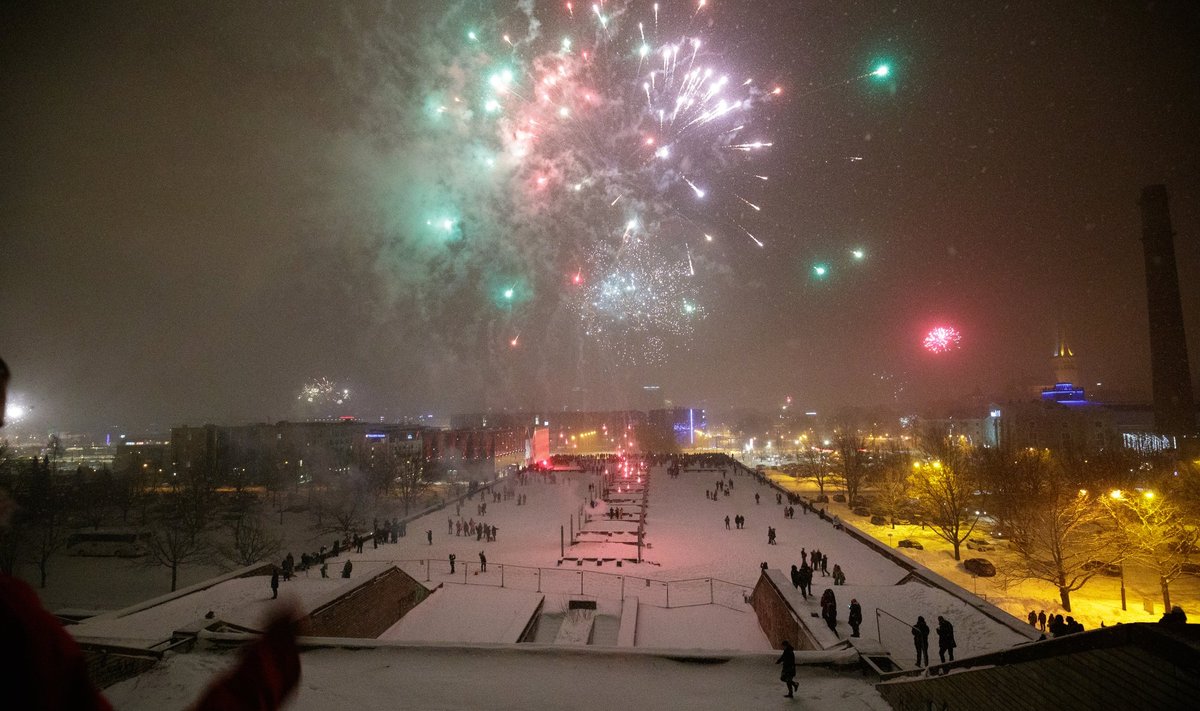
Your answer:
[358,558,752,611]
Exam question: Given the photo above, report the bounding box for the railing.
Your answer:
[875,606,915,644]
[357,558,752,611]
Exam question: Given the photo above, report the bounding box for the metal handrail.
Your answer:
[875,606,915,644]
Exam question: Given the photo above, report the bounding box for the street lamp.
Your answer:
[1107,489,1129,610]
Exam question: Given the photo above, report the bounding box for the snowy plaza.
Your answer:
[73,460,1038,709]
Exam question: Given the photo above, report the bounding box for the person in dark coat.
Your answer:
[1037,610,1047,632]
[341,560,352,579]
[798,563,813,600]
[822,599,838,635]
[270,569,279,600]
[819,588,838,635]
[776,640,798,698]
[848,599,863,638]
[427,529,433,545]
[1027,610,1037,627]
[790,565,800,590]
[936,616,956,663]
[449,553,456,575]
[912,616,930,667]
[479,551,487,572]
[1160,606,1188,625]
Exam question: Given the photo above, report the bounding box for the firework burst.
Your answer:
[299,378,351,406]
[923,326,962,354]
[455,1,778,360]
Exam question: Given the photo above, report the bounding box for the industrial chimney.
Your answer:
[1139,184,1196,438]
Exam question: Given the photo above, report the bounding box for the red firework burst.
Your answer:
[923,326,962,354]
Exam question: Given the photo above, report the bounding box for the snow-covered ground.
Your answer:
[104,644,891,711]
[763,469,1200,631]
[69,562,391,647]
[48,461,1048,709]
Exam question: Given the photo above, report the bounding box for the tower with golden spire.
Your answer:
[1051,331,1079,386]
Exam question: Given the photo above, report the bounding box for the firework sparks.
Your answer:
[299,378,351,406]
[443,2,779,360]
[923,326,963,354]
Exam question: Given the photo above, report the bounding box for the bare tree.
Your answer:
[834,431,870,508]
[913,431,982,561]
[145,492,210,592]
[873,445,913,528]
[24,452,70,588]
[1105,488,1198,612]
[314,477,370,541]
[72,467,114,530]
[796,447,832,498]
[993,449,1123,612]
[216,504,281,568]
[393,457,432,515]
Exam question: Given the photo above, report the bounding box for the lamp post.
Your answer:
[1108,489,1134,611]
[1119,562,1127,612]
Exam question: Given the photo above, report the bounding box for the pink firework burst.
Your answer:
[923,326,962,354]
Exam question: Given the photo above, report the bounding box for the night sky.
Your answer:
[2,1,1198,432]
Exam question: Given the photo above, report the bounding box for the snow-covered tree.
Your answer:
[1105,489,1198,612]
[913,432,981,561]
[991,449,1123,612]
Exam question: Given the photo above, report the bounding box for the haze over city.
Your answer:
[3,1,1198,432]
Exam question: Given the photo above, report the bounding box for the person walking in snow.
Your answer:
[820,553,829,577]
[1037,610,1047,632]
[832,564,845,586]
[798,563,813,600]
[790,564,800,590]
[912,616,930,667]
[776,640,798,698]
[1028,610,1037,627]
[848,599,863,638]
[427,529,433,545]
[270,568,279,600]
[449,553,456,575]
[767,527,776,545]
[341,560,353,579]
[936,616,956,663]
[479,551,487,572]
[725,515,730,530]
[822,597,838,635]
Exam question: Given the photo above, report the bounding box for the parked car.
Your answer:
[1083,560,1122,577]
[870,515,888,526]
[966,538,994,552]
[898,539,923,550]
[963,558,996,577]
[853,507,871,517]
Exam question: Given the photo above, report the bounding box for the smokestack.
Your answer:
[1139,184,1196,438]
